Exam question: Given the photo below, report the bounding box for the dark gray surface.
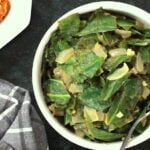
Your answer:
[0,0,150,149]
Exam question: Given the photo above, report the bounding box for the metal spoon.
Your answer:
[120,111,150,150]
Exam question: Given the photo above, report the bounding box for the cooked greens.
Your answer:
[42,8,150,142]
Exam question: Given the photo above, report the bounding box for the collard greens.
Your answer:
[42,8,150,142]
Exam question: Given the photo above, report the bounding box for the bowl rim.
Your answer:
[32,1,150,150]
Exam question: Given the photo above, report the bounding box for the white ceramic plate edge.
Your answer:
[0,0,32,49]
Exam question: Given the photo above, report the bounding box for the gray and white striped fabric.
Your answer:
[0,79,48,150]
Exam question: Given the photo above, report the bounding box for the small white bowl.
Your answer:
[32,2,150,150]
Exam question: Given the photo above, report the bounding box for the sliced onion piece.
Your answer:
[135,52,144,73]
[115,29,132,39]
[107,63,129,80]
[55,48,74,64]
[109,48,126,57]
[92,42,107,59]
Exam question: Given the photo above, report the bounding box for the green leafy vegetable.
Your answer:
[135,102,150,133]
[105,92,133,129]
[76,34,99,49]
[59,14,80,36]
[128,39,150,46]
[140,46,150,63]
[77,50,104,78]
[79,87,111,111]
[124,79,142,99]
[117,18,134,30]
[46,79,71,105]
[42,8,150,143]
[105,55,131,71]
[85,112,125,141]
[100,75,128,101]
[143,29,150,38]
[55,40,70,52]
[78,14,117,36]
[64,99,76,125]
[62,50,104,82]
[62,64,86,83]
[100,32,119,46]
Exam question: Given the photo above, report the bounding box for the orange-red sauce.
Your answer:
[0,0,10,22]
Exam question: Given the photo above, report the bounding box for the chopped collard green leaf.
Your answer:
[42,8,150,142]
[84,112,125,141]
[117,18,134,30]
[59,14,80,36]
[78,13,117,36]
[79,87,111,111]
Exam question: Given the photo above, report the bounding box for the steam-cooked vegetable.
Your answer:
[55,48,74,64]
[78,11,117,36]
[46,79,71,105]
[109,48,126,57]
[92,43,107,59]
[84,112,125,141]
[42,8,150,142]
[115,29,132,39]
[105,55,132,71]
[135,52,144,73]
[107,63,129,80]
[79,87,111,110]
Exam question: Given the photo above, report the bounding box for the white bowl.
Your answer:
[32,2,150,150]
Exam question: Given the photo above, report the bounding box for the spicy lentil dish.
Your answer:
[0,0,10,22]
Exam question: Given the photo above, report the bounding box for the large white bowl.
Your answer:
[32,2,150,150]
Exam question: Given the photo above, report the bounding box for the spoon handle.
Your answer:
[120,111,150,150]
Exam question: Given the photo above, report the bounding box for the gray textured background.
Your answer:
[0,0,150,149]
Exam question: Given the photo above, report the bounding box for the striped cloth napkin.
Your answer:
[0,79,48,150]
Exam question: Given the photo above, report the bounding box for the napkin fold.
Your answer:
[0,79,48,150]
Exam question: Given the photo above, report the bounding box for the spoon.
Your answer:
[120,111,150,150]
